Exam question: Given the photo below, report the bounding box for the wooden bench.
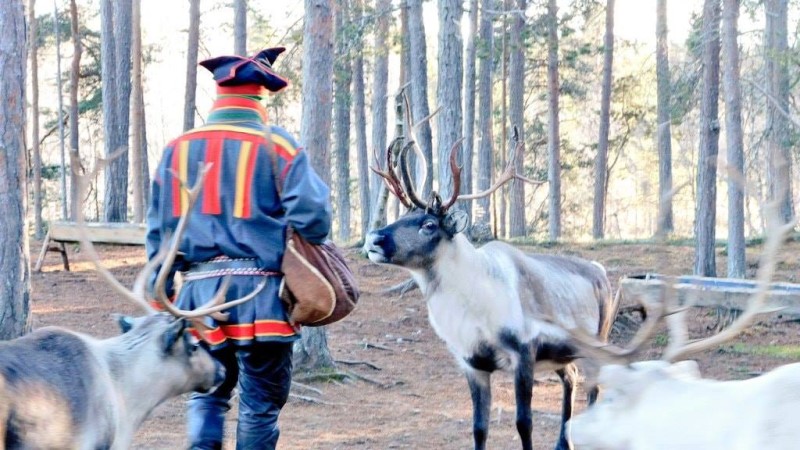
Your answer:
[34,221,148,272]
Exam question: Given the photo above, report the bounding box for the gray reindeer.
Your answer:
[364,140,618,450]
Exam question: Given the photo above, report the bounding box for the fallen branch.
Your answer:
[335,359,382,371]
[362,342,394,352]
[291,381,324,395]
[382,278,418,296]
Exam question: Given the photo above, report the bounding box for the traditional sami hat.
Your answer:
[199,47,289,92]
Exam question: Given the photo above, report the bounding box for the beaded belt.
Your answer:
[185,256,280,281]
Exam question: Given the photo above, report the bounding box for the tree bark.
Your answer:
[367,0,391,232]
[0,0,31,340]
[507,0,526,238]
[131,0,148,223]
[297,0,335,371]
[655,0,673,237]
[353,0,369,240]
[475,0,494,226]
[694,0,720,277]
[546,0,561,240]
[68,0,81,221]
[721,0,744,278]
[333,0,352,242]
[29,0,44,238]
[407,0,433,197]
[183,0,201,132]
[54,2,67,220]
[436,0,463,202]
[101,0,131,223]
[461,0,478,219]
[593,0,614,240]
[764,0,792,224]
[234,0,247,56]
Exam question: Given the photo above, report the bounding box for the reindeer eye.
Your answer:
[420,221,438,233]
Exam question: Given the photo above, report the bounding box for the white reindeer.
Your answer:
[364,136,618,450]
[559,204,800,450]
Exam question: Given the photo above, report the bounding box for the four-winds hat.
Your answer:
[199,47,289,92]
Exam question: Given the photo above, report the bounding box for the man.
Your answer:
[146,47,332,450]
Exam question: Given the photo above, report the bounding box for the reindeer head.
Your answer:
[364,141,469,269]
[364,126,535,270]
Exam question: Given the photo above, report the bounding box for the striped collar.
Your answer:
[207,91,268,126]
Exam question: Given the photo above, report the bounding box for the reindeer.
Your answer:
[558,203,800,450]
[0,164,261,450]
[363,131,618,450]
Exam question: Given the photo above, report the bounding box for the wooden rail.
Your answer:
[34,221,147,272]
[620,274,800,317]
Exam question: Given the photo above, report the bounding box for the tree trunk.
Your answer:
[694,0,720,278]
[507,0,526,238]
[68,0,81,221]
[0,0,31,340]
[436,0,463,202]
[29,0,44,238]
[475,0,494,226]
[131,0,148,223]
[407,0,433,197]
[183,0,201,131]
[101,0,131,223]
[764,0,792,224]
[461,0,478,219]
[333,0,352,242]
[54,2,67,220]
[721,0,744,278]
[655,0,673,237]
[367,0,391,232]
[353,0,369,241]
[593,0,615,240]
[234,0,247,56]
[297,0,335,371]
[546,0,561,240]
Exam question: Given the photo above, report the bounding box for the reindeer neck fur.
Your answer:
[95,328,182,441]
[414,234,531,364]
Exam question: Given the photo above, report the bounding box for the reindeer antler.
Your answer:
[73,153,264,338]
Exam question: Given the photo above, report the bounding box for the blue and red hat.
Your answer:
[199,47,289,93]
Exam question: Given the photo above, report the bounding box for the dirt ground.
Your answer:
[30,237,800,450]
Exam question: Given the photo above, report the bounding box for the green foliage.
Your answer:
[726,343,800,360]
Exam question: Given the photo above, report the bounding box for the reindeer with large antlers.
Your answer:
[364,129,618,450]
[0,164,265,449]
[560,204,800,450]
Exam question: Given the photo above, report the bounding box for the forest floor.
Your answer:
[30,236,800,450]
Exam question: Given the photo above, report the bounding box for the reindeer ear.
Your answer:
[443,209,468,235]
[162,319,187,353]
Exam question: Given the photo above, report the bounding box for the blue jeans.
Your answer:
[187,341,294,450]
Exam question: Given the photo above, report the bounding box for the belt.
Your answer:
[185,256,280,281]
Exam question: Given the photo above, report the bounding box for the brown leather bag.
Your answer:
[265,133,359,326]
[279,228,359,326]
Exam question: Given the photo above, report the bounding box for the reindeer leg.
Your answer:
[466,369,491,450]
[513,342,535,450]
[555,363,579,450]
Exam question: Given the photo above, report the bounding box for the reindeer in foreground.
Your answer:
[559,205,800,450]
[0,165,262,450]
[364,134,618,450]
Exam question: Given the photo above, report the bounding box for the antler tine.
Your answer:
[398,141,430,209]
[557,287,668,364]
[663,204,797,362]
[401,89,429,195]
[441,139,464,211]
[73,151,157,315]
[456,129,544,202]
[370,138,412,208]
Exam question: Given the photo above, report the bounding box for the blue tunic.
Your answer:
[146,94,332,346]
